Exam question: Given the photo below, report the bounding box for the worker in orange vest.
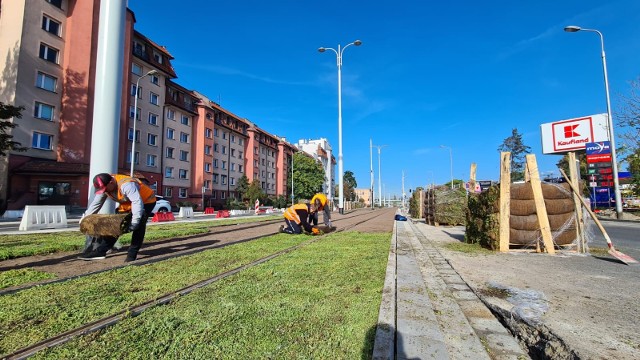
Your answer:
[309,193,332,227]
[281,203,315,234]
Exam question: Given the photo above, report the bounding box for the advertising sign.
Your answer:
[540,114,609,154]
[585,141,611,155]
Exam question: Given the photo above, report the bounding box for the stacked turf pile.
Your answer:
[466,182,577,250]
[80,213,132,237]
[424,187,467,226]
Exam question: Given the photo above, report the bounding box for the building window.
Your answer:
[179,188,187,198]
[167,109,175,120]
[239,138,243,146]
[231,135,236,143]
[132,63,143,76]
[221,191,226,200]
[222,132,227,140]
[205,163,211,172]
[34,102,54,121]
[39,43,59,63]
[36,72,57,92]
[146,154,157,167]
[150,74,159,85]
[212,190,217,199]
[127,151,139,165]
[179,150,189,161]
[205,128,212,138]
[181,115,189,126]
[148,113,158,126]
[221,175,227,185]
[150,92,159,105]
[129,106,141,120]
[42,15,61,36]
[165,167,173,178]
[231,163,236,172]
[214,128,219,137]
[238,165,243,172]
[213,159,218,168]
[148,134,157,146]
[230,177,235,186]
[204,180,211,189]
[128,129,140,142]
[214,144,219,152]
[180,132,189,143]
[130,84,142,98]
[153,51,163,64]
[165,147,174,159]
[179,169,188,179]
[222,161,227,170]
[204,145,212,155]
[47,0,62,8]
[239,151,243,159]
[222,146,227,155]
[213,174,218,184]
[231,149,236,157]
[164,187,172,197]
[32,132,53,150]
[166,128,175,140]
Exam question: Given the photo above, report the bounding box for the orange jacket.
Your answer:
[109,174,156,212]
[283,203,313,232]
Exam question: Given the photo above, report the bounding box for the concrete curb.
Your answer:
[372,221,397,359]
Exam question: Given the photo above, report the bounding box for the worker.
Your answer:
[280,203,315,234]
[309,193,332,227]
[79,173,156,262]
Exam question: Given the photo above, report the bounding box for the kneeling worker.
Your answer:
[281,203,315,234]
[309,193,332,227]
[79,173,156,262]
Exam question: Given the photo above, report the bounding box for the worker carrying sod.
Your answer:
[79,173,156,262]
[280,202,318,234]
[309,193,332,227]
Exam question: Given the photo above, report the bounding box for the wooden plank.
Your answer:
[567,152,586,253]
[526,154,556,254]
[499,152,511,252]
[469,163,477,193]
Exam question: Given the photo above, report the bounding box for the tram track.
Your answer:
[2,209,393,359]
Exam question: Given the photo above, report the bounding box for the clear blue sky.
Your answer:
[129,0,640,198]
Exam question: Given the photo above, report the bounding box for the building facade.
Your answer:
[296,138,336,201]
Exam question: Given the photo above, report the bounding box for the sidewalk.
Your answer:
[375,219,640,359]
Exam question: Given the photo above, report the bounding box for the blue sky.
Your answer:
[129,0,640,198]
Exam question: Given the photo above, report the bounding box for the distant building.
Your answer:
[296,138,335,200]
[354,188,372,206]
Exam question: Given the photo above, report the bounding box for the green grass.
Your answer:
[444,242,494,255]
[0,268,57,290]
[0,216,280,260]
[33,231,391,359]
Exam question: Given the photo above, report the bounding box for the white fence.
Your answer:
[18,206,68,231]
[178,206,194,218]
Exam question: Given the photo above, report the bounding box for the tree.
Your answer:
[497,128,531,181]
[616,77,640,194]
[245,179,265,208]
[343,170,357,201]
[0,103,27,156]
[292,152,325,201]
[235,174,250,201]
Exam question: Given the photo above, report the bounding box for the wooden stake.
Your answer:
[568,152,586,252]
[526,154,555,254]
[499,152,511,252]
[470,163,477,193]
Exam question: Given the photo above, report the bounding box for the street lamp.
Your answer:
[440,145,453,189]
[130,69,158,177]
[370,139,374,209]
[318,40,362,214]
[372,144,387,206]
[564,26,623,218]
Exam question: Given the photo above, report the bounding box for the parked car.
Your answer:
[152,196,172,214]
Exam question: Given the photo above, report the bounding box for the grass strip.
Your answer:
[0,268,57,290]
[0,233,303,355]
[0,216,280,260]
[35,231,391,359]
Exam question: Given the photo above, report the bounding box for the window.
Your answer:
[231,135,235,143]
[222,146,227,155]
[238,165,243,172]
[205,128,212,138]
[150,74,159,85]
[148,113,158,126]
[205,163,211,172]
[214,144,219,152]
[42,15,61,36]
[32,132,53,150]
[179,150,189,161]
[221,175,227,185]
[213,159,218,168]
[239,151,243,159]
[222,161,227,170]
[179,169,188,179]
[204,180,211,189]
[165,167,173,178]
[214,129,219,137]
[239,138,243,146]
[181,115,189,126]
[167,109,175,120]
[213,174,219,184]
[39,43,59,63]
[164,187,173,197]
[132,63,143,76]
[128,129,140,142]
[34,102,54,121]
[166,128,175,140]
[231,163,236,171]
[148,134,157,146]
[127,151,139,165]
[130,84,142,98]
[231,149,236,157]
[166,147,174,158]
[221,191,226,200]
[36,72,57,92]
[222,132,227,140]
[146,154,157,167]
[230,177,235,186]
[129,106,141,120]
[153,51,163,64]
[47,0,62,8]
[179,188,187,198]
[180,132,189,143]
[204,145,212,155]
[150,92,159,105]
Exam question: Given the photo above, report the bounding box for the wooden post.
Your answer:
[499,152,511,252]
[568,152,586,252]
[419,189,424,220]
[526,154,555,255]
[470,163,477,193]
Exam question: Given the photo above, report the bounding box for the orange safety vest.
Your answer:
[311,193,328,210]
[283,203,309,223]
[107,174,156,212]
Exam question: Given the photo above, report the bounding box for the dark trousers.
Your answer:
[284,218,302,234]
[308,212,319,226]
[94,202,155,259]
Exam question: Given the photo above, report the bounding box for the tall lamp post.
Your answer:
[564,26,623,218]
[370,139,374,209]
[130,69,158,177]
[440,145,453,189]
[291,152,295,206]
[372,144,387,206]
[318,40,362,214]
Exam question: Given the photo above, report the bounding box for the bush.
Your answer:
[176,201,198,211]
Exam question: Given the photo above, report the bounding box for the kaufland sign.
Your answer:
[540,114,609,154]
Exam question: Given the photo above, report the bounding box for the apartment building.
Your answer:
[296,138,336,200]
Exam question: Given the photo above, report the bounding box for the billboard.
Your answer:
[540,114,609,154]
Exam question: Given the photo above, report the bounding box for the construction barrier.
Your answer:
[18,205,68,231]
[151,212,175,222]
[216,210,230,218]
[204,207,215,214]
[178,207,194,219]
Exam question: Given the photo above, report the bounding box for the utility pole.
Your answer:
[370,139,374,209]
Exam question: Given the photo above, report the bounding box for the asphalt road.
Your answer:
[596,219,640,261]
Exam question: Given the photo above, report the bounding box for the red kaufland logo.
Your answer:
[551,117,595,152]
[564,125,580,138]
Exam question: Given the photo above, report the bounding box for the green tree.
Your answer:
[0,103,27,156]
[343,170,357,201]
[235,174,250,201]
[245,179,265,208]
[292,152,325,201]
[616,76,640,195]
[497,128,531,181]
[556,153,587,178]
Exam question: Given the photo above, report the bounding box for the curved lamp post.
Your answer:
[130,69,158,177]
[440,145,453,189]
[564,26,623,218]
[318,40,362,214]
